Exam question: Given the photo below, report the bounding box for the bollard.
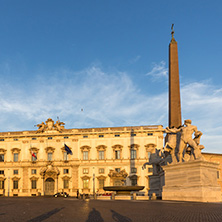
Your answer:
[83,193,85,200]
[133,192,136,200]
[111,193,115,200]
[94,194,97,200]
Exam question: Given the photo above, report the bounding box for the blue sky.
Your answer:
[0,0,222,153]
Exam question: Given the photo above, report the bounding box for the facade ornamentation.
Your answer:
[36,118,65,133]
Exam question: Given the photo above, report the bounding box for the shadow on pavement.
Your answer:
[27,207,64,222]
[86,208,104,222]
[111,209,132,222]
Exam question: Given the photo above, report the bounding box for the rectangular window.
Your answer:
[32,138,37,140]
[31,180,37,189]
[148,152,151,159]
[99,151,104,160]
[0,170,4,175]
[64,152,68,161]
[115,134,120,137]
[0,154,4,162]
[0,139,4,141]
[31,169,37,175]
[48,153,52,161]
[99,135,104,138]
[131,168,137,173]
[14,138,18,141]
[83,168,89,174]
[130,150,137,159]
[83,135,88,138]
[64,180,69,189]
[99,168,104,174]
[147,133,153,136]
[63,169,69,174]
[83,179,89,189]
[0,181,4,189]
[48,137,53,140]
[148,168,153,173]
[115,168,120,173]
[131,133,136,137]
[14,153,18,162]
[115,150,120,159]
[99,179,104,189]
[13,180,18,189]
[32,152,37,161]
[131,179,137,186]
[83,151,88,160]
[64,136,69,139]
[13,170,18,175]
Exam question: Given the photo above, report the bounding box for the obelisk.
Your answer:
[169,24,182,128]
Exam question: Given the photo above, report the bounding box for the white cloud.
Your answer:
[146,61,168,81]
[0,65,221,154]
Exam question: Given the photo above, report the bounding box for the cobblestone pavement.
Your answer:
[0,197,222,222]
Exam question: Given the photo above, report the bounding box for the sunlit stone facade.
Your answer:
[0,118,164,196]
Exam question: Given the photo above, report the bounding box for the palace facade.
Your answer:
[0,118,164,197]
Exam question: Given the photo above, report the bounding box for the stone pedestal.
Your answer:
[148,174,162,199]
[162,160,221,202]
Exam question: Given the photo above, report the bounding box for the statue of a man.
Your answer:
[166,119,203,162]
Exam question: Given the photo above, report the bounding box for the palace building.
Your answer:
[0,118,165,197]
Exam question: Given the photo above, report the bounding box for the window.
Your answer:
[0,139,4,141]
[32,152,37,161]
[99,135,104,138]
[148,168,153,173]
[99,151,104,160]
[83,151,88,160]
[31,180,37,189]
[63,169,69,174]
[131,179,137,186]
[14,153,18,162]
[48,153,52,161]
[14,170,18,175]
[64,136,69,139]
[131,133,136,137]
[0,170,4,175]
[83,168,89,174]
[99,179,104,189]
[13,180,18,189]
[99,168,104,174]
[14,138,18,141]
[64,152,68,161]
[130,150,137,159]
[115,168,120,173]
[115,134,120,137]
[83,179,89,189]
[31,169,37,175]
[48,137,53,140]
[131,168,137,173]
[64,180,69,189]
[32,138,37,140]
[0,154,4,162]
[83,135,88,138]
[148,152,151,159]
[0,181,4,189]
[115,150,120,159]
[147,133,153,136]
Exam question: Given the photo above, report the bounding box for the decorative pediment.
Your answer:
[62,175,71,180]
[96,175,107,180]
[112,144,123,150]
[45,147,55,153]
[29,147,39,153]
[11,148,21,153]
[0,148,6,153]
[96,145,107,150]
[0,176,6,181]
[128,144,140,149]
[128,174,139,179]
[80,146,91,151]
[81,175,91,180]
[36,118,65,133]
[11,176,20,181]
[108,169,128,179]
[30,176,39,180]
[40,164,60,176]
[145,143,156,152]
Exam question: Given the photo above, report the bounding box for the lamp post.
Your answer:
[8,169,10,197]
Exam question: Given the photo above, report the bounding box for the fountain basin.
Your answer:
[103,186,145,195]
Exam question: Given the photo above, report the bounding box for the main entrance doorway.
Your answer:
[44,178,55,195]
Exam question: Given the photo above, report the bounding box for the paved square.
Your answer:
[0,197,222,222]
